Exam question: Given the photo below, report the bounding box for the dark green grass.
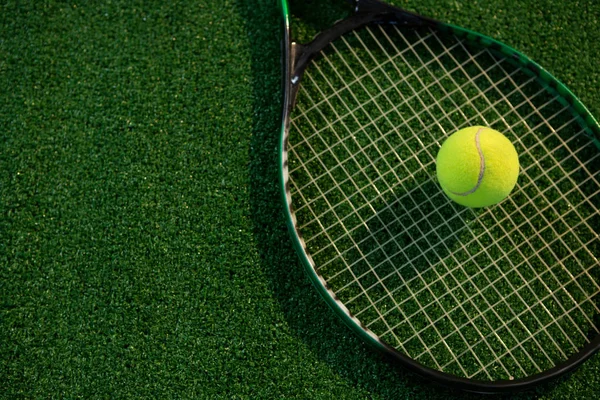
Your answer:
[0,0,599,398]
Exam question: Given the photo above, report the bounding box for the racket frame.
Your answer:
[279,0,600,393]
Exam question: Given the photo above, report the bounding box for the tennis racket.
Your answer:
[279,0,600,393]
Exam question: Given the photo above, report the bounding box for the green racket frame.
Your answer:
[279,0,600,393]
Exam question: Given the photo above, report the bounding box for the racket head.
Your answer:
[279,0,600,393]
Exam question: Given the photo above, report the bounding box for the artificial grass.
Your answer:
[1,0,599,398]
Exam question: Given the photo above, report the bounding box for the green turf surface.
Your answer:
[1,0,599,398]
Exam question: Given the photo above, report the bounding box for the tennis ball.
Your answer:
[436,126,519,208]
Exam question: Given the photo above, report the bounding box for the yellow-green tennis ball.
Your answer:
[436,126,519,208]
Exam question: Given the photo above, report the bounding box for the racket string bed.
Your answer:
[286,22,600,381]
